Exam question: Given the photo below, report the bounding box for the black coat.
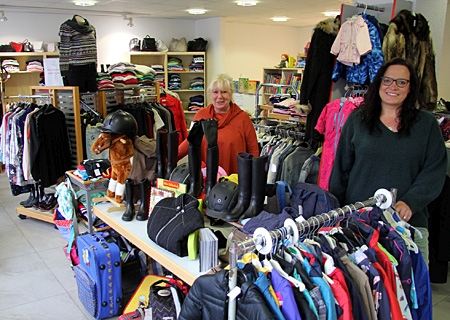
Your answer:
[179,270,276,320]
[299,17,340,148]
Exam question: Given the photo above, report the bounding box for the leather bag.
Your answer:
[141,35,157,51]
[147,193,204,257]
[169,37,187,52]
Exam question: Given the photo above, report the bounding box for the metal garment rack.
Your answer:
[227,188,393,320]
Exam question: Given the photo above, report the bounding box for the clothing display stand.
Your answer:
[227,188,394,320]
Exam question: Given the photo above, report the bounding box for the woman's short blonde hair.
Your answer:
[207,73,234,102]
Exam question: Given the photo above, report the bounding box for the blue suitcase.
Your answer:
[75,232,122,319]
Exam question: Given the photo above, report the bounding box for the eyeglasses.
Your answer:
[381,77,410,88]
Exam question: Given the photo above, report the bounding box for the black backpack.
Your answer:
[187,37,208,51]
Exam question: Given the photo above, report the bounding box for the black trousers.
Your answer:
[66,63,97,93]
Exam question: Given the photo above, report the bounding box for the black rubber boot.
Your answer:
[20,184,36,206]
[240,155,269,220]
[225,152,254,222]
[136,178,150,221]
[187,121,204,197]
[165,131,179,180]
[156,129,168,179]
[122,179,135,221]
[202,119,219,206]
[23,183,40,208]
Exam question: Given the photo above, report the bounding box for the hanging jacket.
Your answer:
[314,98,359,190]
[299,17,340,147]
[382,9,437,110]
[178,270,276,320]
[332,14,384,85]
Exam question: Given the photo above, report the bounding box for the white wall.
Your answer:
[222,22,313,81]
[0,12,197,66]
[438,2,450,100]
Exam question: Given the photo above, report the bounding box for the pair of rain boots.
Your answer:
[121,178,150,222]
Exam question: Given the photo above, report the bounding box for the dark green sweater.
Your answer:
[329,108,447,228]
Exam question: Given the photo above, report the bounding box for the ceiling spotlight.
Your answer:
[188,9,206,15]
[0,11,7,22]
[74,1,96,6]
[272,17,289,22]
[236,1,258,6]
[123,15,134,27]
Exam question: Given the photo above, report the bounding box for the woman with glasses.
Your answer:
[329,57,447,265]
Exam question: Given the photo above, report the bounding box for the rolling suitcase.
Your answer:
[75,232,122,319]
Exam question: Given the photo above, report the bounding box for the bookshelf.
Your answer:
[257,67,305,123]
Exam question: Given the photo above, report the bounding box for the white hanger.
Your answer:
[269,258,305,291]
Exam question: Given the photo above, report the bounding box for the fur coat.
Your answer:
[382,9,438,110]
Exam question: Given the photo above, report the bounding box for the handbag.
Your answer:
[23,39,34,52]
[148,279,185,320]
[141,35,157,51]
[129,38,141,51]
[169,37,187,52]
[9,41,23,52]
[147,193,204,257]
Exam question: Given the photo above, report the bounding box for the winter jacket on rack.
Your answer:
[178,269,275,320]
[382,9,438,110]
[332,14,385,85]
[299,17,340,149]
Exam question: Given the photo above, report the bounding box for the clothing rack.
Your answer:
[355,2,385,13]
[254,123,305,141]
[227,188,394,320]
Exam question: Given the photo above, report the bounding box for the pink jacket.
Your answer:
[315,98,360,190]
[331,15,372,66]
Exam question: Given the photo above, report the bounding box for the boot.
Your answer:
[187,121,204,197]
[225,152,254,222]
[23,183,40,208]
[239,155,269,220]
[20,184,36,206]
[202,119,219,205]
[122,179,135,221]
[156,129,168,179]
[136,178,150,221]
[165,131,179,180]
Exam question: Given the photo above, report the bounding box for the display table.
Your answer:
[93,202,205,285]
[66,170,109,233]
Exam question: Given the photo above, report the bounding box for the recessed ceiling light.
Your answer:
[74,1,96,6]
[188,8,207,15]
[323,10,341,17]
[272,17,289,22]
[236,1,258,7]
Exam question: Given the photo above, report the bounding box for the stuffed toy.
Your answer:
[92,132,134,203]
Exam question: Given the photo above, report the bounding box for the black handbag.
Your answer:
[187,37,208,52]
[141,35,157,51]
[147,193,204,257]
[148,279,185,320]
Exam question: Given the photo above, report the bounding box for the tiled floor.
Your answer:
[0,171,449,319]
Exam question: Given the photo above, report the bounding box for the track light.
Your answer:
[0,11,7,22]
[123,15,134,27]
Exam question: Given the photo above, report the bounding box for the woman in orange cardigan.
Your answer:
[177,73,259,175]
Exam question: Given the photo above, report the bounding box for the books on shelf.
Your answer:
[199,228,218,272]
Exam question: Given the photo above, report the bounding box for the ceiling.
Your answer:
[0,0,361,27]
